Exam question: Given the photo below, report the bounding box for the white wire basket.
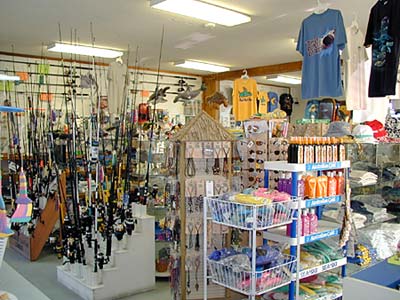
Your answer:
[0,238,7,269]
[208,254,296,296]
[207,197,294,230]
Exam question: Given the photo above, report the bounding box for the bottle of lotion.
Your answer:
[336,171,345,195]
[308,208,318,234]
[327,172,337,196]
[301,209,310,236]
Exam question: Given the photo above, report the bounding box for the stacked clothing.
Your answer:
[350,170,378,187]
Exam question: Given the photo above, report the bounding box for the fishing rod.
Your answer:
[130,71,197,81]
[143,26,165,206]
[122,46,140,235]
[0,58,93,71]
[58,23,85,265]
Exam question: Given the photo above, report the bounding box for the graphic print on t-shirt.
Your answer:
[306,29,336,57]
[239,88,252,101]
[372,16,394,68]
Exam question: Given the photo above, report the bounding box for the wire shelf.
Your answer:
[207,197,294,230]
[208,254,296,296]
[0,238,7,269]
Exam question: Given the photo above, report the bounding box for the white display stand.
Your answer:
[0,238,18,300]
[57,208,155,300]
[343,277,400,300]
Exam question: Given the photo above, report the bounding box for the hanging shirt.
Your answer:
[297,9,347,100]
[267,91,279,112]
[107,61,129,117]
[232,78,258,121]
[257,91,268,114]
[344,25,368,110]
[364,0,400,97]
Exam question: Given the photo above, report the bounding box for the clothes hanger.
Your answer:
[116,56,123,64]
[351,13,360,32]
[241,69,249,79]
[313,0,328,14]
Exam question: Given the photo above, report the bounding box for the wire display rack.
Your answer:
[206,197,294,230]
[204,196,297,300]
[208,254,296,296]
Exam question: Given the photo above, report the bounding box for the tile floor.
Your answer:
[2,248,170,300]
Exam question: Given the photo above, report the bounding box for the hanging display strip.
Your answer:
[208,255,296,296]
[207,197,294,230]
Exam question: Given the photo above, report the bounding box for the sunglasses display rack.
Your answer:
[263,160,351,300]
[167,112,234,300]
[268,138,290,190]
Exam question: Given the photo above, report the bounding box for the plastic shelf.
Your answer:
[207,197,294,231]
[298,258,347,279]
[263,220,340,246]
[264,161,351,172]
[208,255,296,296]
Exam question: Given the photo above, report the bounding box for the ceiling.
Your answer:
[0,0,376,75]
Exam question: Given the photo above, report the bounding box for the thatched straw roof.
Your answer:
[172,111,234,142]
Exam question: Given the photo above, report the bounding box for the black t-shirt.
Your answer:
[364,0,400,97]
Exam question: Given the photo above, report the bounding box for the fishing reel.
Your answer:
[123,209,136,236]
[96,252,109,270]
[27,221,35,235]
[114,223,126,241]
[55,243,63,259]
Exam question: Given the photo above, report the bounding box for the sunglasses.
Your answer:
[273,150,287,156]
[249,158,264,164]
[249,150,264,155]
[247,125,260,133]
[249,176,263,183]
[272,139,288,147]
[249,168,263,173]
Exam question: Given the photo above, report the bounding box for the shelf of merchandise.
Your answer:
[264,160,350,300]
[264,291,343,300]
[263,220,341,246]
[204,196,297,300]
[297,257,347,279]
[155,271,170,278]
[297,292,342,300]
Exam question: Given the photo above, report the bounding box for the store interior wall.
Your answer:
[0,54,202,122]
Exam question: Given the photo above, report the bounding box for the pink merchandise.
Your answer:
[301,209,310,236]
[308,208,318,234]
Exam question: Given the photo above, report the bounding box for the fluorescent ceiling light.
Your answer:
[150,0,251,27]
[48,43,123,58]
[0,74,20,81]
[174,60,230,73]
[267,75,301,85]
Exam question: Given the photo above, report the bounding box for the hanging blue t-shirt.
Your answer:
[267,91,279,112]
[297,9,347,100]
